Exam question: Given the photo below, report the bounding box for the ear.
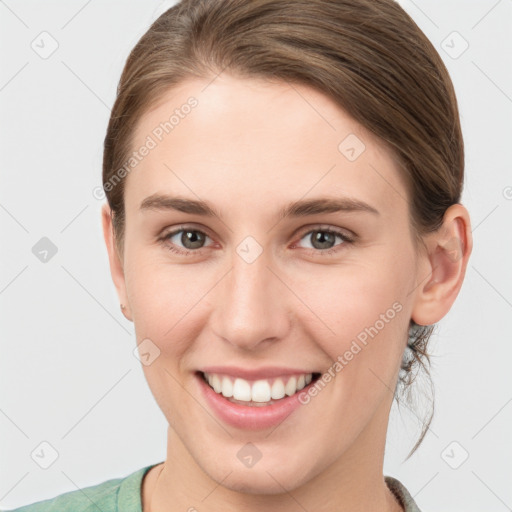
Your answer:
[101,203,133,322]
[411,203,473,326]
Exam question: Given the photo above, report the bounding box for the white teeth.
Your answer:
[233,378,252,401]
[204,372,314,403]
[251,380,271,402]
[271,378,285,399]
[221,376,233,398]
[211,374,222,393]
[285,376,297,396]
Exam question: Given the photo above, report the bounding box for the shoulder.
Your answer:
[2,476,124,512]
[385,476,422,512]
[2,464,155,512]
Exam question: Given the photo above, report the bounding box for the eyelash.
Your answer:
[158,225,354,257]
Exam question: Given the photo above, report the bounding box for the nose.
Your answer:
[210,245,291,352]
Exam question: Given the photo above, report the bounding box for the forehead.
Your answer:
[126,74,409,221]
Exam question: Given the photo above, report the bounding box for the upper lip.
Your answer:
[198,366,319,380]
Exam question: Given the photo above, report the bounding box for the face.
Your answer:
[115,74,422,492]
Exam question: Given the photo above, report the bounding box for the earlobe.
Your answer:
[101,203,133,322]
[411,203,473,326]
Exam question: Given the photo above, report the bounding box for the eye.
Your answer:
[294,227,354,255]
[159,226,213,255]
[159,225,354,257]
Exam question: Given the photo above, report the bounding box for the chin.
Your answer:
[199,451,318,496]
[220,469,302,495]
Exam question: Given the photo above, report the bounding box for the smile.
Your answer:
[201,371,321,407]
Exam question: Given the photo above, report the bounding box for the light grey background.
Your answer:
[1,1,511,510]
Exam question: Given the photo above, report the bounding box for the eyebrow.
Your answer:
[139,193,380,219]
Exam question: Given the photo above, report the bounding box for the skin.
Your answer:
[102,73,472,511]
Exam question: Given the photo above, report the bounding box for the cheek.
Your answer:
[303,257,411,339]
[125,242,194,317]
[124,255,207,418]
[294,250,413,394]
[123,253,194,352]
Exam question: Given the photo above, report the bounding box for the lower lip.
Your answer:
[196,373,312,430]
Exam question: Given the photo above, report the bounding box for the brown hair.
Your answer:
[103,0,464,457]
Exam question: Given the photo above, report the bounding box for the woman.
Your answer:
[7,0,472,510]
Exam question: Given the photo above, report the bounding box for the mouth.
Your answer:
[198,371,322,407]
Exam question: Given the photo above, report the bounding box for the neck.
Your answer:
[144,398,403,512]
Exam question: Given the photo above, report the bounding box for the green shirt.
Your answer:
[3,464,421,511]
